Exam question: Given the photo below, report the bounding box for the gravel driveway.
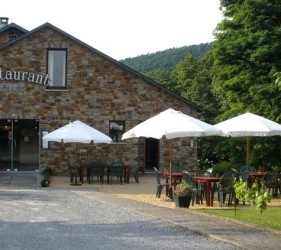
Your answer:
[0,189,238,250]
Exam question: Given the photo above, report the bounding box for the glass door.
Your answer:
[0,119,39,171]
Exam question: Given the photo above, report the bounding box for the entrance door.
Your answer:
[145,138,159,171]
[0,119,39,171]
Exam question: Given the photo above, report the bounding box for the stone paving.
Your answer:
[0,172,281,250]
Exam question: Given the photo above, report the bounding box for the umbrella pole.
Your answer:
[169,141,173,199]
[246,137,250,168]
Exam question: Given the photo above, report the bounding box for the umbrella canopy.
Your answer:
[43,120,112,144]
[122,108,222,198]
[214,112,281,166]
[122,108,221,140]
[214,112,281,137]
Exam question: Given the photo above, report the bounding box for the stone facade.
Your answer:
[0,22,199,174]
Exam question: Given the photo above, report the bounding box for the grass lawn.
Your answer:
[197,206,281,231]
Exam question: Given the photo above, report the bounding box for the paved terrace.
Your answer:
[0,172,280,250]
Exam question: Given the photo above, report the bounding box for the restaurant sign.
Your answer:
[0,68,49,86]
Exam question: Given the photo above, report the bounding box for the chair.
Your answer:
[194,169,210,204]
[182,170,193,184]
[109,162,124,184]
[240,166,256,173]
[240,166,247,173]
[182,170,203,205]
[172,166,182,173]
[262,170,280,197]
[217,172,237,207]
[67,158,79,185]
[130,164,140,183]
[248,166,257,172]
[240,171,249,182]
[154,167,169,198]
[88,160,105,184]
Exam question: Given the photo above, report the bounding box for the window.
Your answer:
[109,120,125,143]
[47,49,67,89]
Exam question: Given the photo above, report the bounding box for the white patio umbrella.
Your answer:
[43,120,112,144]
[43,120,112,185]
[122,108,222,197]
[214,112,281,167]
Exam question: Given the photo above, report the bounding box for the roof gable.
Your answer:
[0,22,201,111]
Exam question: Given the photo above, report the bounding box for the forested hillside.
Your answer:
[120,43,211,74]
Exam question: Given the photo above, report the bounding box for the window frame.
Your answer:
[109,120,125,143]
[46,48,67,90]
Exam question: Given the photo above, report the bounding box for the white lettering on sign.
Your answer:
[0,68,49,86]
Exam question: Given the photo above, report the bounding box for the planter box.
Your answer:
[174,195,192,208]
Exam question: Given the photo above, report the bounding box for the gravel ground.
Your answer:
[0,189,238,250]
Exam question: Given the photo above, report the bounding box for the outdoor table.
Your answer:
[106,164,131,184]
[163,172,183,196]
[248,172,265,189]
[248,172,265,180]
[193,176,221,206]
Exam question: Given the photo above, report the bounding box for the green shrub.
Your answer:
[213,161,239,176]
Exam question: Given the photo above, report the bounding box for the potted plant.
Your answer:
[174,182,194,208]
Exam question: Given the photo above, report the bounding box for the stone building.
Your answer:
[0,17,200,175]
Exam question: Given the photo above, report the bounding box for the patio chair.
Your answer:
[88,160,105,184]
[217,172,237,207]
[109,162,124,184]
[67,159,79,185]
[154,167,169,198]
[262,170,280,197]
[182,170,203,205]
[240,170,249,182]
[194,169,211,204]
[130,164,140,183]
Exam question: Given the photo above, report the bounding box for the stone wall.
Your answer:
[0,25,199,173]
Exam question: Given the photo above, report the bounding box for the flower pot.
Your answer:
[174,195,192,208]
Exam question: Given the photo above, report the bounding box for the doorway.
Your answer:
[144,138,159,171]
[0,119,39,171]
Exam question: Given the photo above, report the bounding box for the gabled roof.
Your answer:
[0,22,201,111]
[0,22,28,34]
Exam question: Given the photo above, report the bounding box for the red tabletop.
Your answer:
[193,176,221,207]
[249,172,265,179]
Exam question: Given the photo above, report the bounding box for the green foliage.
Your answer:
[234,180,272,216]
[212,0,281,119]
[174,182,193,197]
[213,161,239,177]
[120,43,211,74]
[199,206,281,231]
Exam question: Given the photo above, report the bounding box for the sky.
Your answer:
[1,0,223,60]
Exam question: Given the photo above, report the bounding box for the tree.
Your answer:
[212,0,281,121]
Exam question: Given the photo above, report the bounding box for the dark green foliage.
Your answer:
[213,161,240,177]
[120,43,211,75]
[212,0,281,120]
